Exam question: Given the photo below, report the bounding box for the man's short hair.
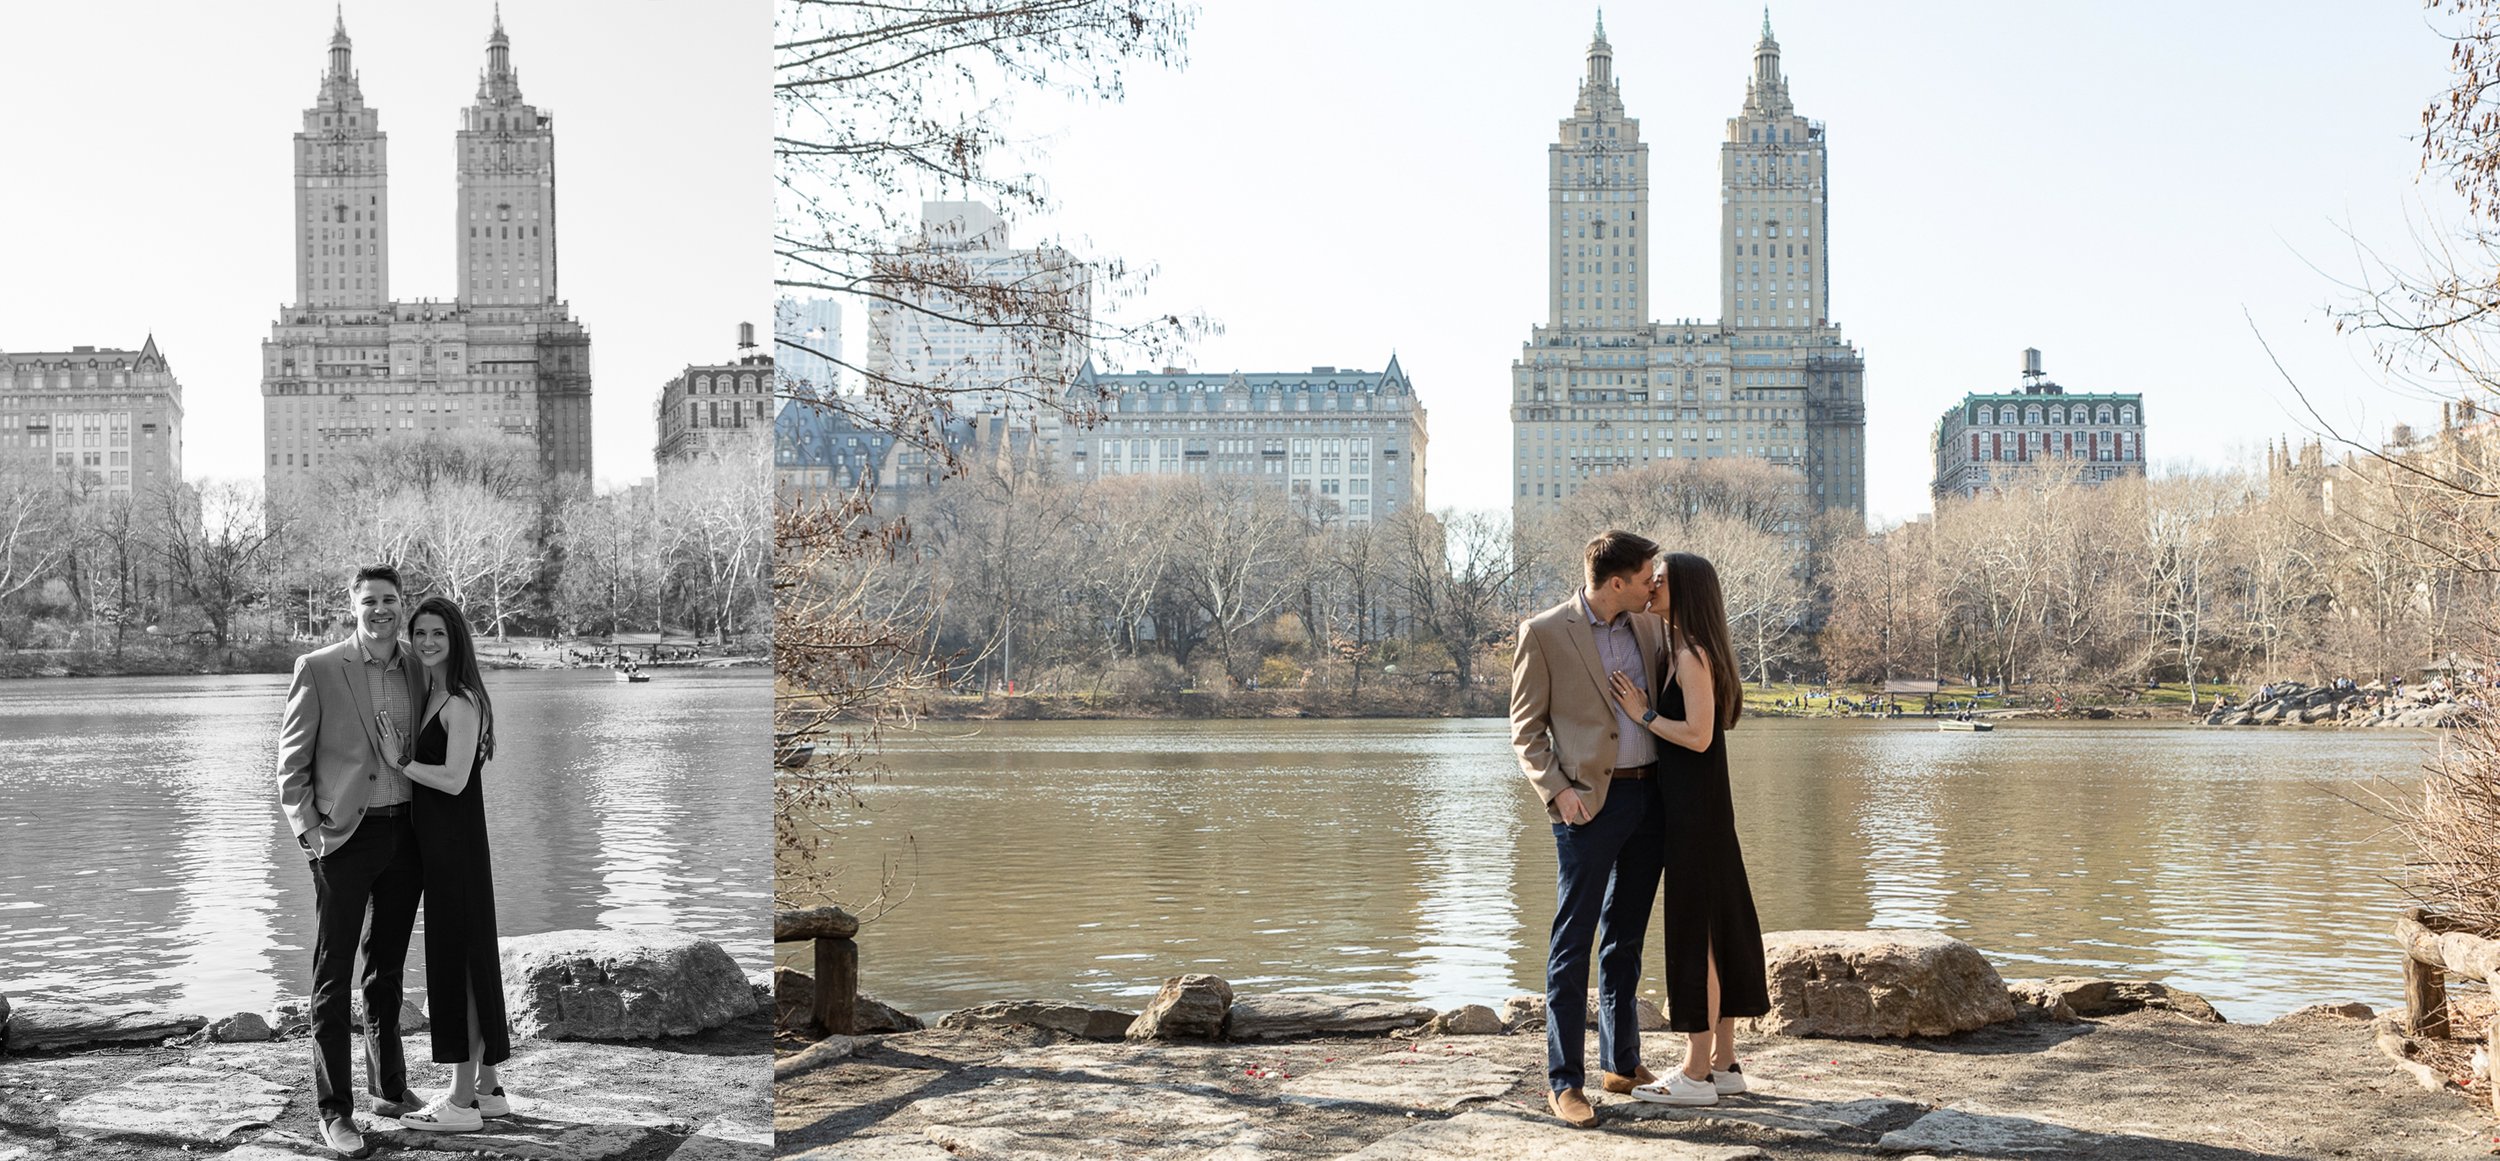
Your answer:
[1584,530,1659,589]
[350,563,403,595]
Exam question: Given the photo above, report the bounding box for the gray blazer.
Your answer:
[275,636,424,858]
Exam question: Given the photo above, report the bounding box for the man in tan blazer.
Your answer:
[277,563,428,1157]
[1512,530,1668,1128]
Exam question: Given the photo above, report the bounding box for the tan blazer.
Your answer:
[275,636,425,858]
[1511,595,1665,824]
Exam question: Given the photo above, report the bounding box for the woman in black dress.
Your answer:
[1606,552,1769,1107]
[393,596,514,1133]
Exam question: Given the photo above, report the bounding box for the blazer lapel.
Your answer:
[340,647,386,758]
[1561,599,1612,708]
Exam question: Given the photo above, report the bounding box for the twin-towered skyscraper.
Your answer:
[262,10,595,488]
[1512,13,1866,523]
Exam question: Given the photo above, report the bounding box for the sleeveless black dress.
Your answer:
[1656,667,1771,1033]
[411,697,512,1065]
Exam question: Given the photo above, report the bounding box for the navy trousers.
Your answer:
[1545,778,1666,1093]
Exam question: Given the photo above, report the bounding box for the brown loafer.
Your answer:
[1548,1086,1599,1128]
[1599,1065,1657,1094]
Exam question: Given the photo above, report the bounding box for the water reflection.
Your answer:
[0,670,770,1017]
[818,718,2431,1023]
[1402,742,1522,1009]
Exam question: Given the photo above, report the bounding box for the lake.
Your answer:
[801,717,2438,1024]
[0,668,770,1019]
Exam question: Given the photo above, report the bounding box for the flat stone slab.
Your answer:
[54,1065,287,1142]
[3,1003,208,1053]
[940,999,1138,1040]
[1277,1048,1523,1110]
[909,1079,1279,1160]
[1332,1110,1769,1159]
[1611,1094,1927,1140]
[1226,994,1435,1040]
[788,1137,960,1160]
[669,1113,773,1161]
[990,1041,1248,1090]
[356,1117,658,1161]
[1876,1107,2106,1155]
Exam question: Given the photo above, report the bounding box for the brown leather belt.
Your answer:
[1607,762,1656,781]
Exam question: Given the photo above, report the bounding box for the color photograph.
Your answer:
[771,2,2500,1158]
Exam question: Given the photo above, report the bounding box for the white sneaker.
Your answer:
[398,1094,485,1132]
[476,1084,512,1117]
[1630,1069,1719,1106]
[1711,1064,1749,1095]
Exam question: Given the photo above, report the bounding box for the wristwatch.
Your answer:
[1640,707,1658,724]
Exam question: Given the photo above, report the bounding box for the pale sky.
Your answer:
[0,1,770,493]
[842,0,2477,526]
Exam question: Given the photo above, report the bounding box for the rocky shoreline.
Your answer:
[2203,679,2475,728]
[775,930,2492,1159]
[0,929,769,1161]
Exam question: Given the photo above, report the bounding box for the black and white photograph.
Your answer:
[0,4,773,1159]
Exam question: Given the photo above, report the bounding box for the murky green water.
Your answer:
[801,718,2435,1023]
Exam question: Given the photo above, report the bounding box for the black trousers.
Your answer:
[306,811,422,1118]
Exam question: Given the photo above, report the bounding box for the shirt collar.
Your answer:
[1578,590,1625,630]
[355,634,399,666]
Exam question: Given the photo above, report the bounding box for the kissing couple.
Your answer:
[275,564,515,1158]
[1512,530,1772,1128]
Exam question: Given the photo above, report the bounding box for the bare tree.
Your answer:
[0,461,71,617]
[154,479,286,657]
[1389,507,1529,695]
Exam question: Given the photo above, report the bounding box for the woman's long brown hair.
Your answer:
[412,594,496,760]
[1660,551,1742,731]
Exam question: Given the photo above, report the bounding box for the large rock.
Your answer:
[2,1002,208,1053]
[769,967,921,1036]
[2272,1001,2374,1025]
[856,994,925,1034]
[1124,974,1233,1041]
[773,966,816,1031]
[938,1000,1136,1040]
[501,927,759,1040]
[1490,991,1666,1033]
[2027,977,2225,1023]
[1424,1004,1504,1036]
[210,1012,272,1043]
[1226,994,1436,1040]
[1749,930,2017,1038]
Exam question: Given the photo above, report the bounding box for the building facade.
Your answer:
[0,337,184,497]
[1062,359,1428,524]
[776,296,841,398]
[1510,15,1866,524]
[1930,350,2145,502]
[773,399,895,500]
[262,12,594,489]
[863,202,1087,428]
[656,340,775,466]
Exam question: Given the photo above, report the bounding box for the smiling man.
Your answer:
[275,563,429,1158]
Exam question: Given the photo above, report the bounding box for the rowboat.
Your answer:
[1937,719,1993,732]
